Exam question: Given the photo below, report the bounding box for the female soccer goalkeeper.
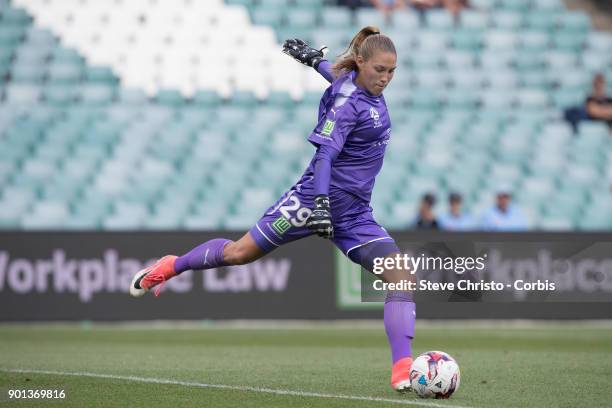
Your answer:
[130,26,415,392]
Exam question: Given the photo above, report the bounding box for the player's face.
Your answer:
[356,51,397,96]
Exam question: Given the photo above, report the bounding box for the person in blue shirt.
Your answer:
[439,192,474,231]
[480,190,527,231]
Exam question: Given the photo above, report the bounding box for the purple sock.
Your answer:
[174,238,231,274]
[384,291,415,364]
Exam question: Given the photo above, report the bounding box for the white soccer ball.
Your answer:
[410,351,460,399]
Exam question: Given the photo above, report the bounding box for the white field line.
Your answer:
[0,368,472,408]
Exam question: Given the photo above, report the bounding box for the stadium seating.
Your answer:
[0,0,611,231]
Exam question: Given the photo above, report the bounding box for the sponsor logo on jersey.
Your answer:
[321,119,335,137]
[271,216,292,235]
[370,107,382,128]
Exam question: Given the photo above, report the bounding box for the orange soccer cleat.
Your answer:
[129,255,178,297]
[391,356,413,393]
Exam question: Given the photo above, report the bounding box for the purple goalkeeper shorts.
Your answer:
[249,184,395,258]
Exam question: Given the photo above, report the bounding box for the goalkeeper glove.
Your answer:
[307,195,334,239]
[282,38,328,70]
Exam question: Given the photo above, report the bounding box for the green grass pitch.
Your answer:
[0,322,611,407]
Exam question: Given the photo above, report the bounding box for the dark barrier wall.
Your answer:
[1,231,611,321]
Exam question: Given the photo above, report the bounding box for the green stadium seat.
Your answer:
[84,66,117,84]
[416,30,449,51]
[47,62,82,84]
[192,89,222,107]
[226,0,253,6]
[155,89,185,106]
[520,71,551,90]
[525,11,560,31]
[409,52,441,69]
[312,27,350,53]
[587,32,612,52]
[286,8,317,29]
[320,7,352,28]
[545,50,579,70]
[498,0,531,12]
[24,27,56,47]
[115,88,148,105]
[467,0,493,8]
[356,8,388,29]
[183,215,222,230]
[425,9,454,30]
[551,87,585,109]
[485,31,518,50]
[0,7,30,25]
[445,89,479,111]
[10,63,46,83]
[252,106,286,127]
[391,11,419,30]
[78,84,115,106]
[4,83,41,103]
[578,210,612,231]
[519,31,550,51]
[459,10,489,30]
[517,90,549,110]
[581,52,612,73]
[294,0,324,8]
[264,90,294,107]
[537,217,574,231]
[491,11,523,30]
[0,26,25,45]
[251,7,284,29]
[553,31,586,51]
[443,51,476,69]
[51,48,84,64]
[14,46,50,64]
[558,11,590,33]
[408,87,443,110]
[515,51,545,71]
[532,0,563,10]
[231,90,258,107]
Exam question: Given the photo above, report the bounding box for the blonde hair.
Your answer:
[332,26,396,76]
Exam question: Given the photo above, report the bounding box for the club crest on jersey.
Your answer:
[321,119,335,137]
[370,107,382,128]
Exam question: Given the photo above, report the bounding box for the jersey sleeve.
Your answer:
[308,95,358,152]
[315,60,335,84]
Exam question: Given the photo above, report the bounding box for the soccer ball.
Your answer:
[410,351,460,399]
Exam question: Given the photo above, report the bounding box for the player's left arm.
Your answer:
[307,145,340,239]
[282,38,335,83]
[306,101,358,239]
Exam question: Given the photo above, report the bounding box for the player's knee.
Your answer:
[223,241,255,265]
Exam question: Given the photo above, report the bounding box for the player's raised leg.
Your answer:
[129,232,265,297]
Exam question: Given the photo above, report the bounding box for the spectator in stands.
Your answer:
[438,192,474,231]
[414,192,439,229]
[585,73,612,130]
[339,0,370,11]
[407,0,441,12]
[480,189,527,231]
[407,0,468,14]
[369,0,406,25]
[442,0,469,17]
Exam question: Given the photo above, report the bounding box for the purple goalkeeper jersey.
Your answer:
[301,70,392,203]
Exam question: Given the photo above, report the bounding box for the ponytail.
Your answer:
[332,26,396,76]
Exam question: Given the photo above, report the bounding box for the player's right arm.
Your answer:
[282,38,335,83]
[586,99,612,120]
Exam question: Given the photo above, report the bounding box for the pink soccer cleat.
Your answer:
[391,356,413,393]
[130,255,178,297]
